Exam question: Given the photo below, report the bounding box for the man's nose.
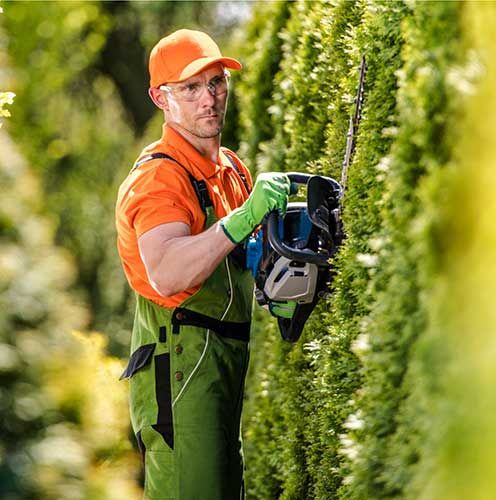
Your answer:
[198,83,217,105]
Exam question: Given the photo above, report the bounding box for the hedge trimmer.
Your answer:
[246,56,367,342]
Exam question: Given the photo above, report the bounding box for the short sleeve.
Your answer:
[126,162,195,238]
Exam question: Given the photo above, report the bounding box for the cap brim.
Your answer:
[174,57,242,83]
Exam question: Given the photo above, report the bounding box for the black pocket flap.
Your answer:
[120,343,156,380]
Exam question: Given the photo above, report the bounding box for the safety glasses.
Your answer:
[160,70,230,102]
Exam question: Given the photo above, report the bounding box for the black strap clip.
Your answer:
[190,177,213,212]
[171,307,251,341]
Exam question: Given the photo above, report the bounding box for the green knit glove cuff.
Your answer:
[220,205,256,244]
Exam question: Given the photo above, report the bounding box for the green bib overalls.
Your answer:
[121,153,253,500]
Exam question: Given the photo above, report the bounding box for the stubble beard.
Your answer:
[191,112,226,139]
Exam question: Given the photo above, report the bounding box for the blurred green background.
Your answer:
[2,1,496,499]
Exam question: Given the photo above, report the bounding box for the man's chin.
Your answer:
[194,122,224,139]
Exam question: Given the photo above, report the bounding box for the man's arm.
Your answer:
[138,220,235,297]
[138,171,291,298]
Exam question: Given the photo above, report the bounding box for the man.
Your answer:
[115,29,290,499]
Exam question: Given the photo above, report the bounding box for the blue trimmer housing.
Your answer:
[246,172,342,342]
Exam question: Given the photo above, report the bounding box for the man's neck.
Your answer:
[169,123,220,164]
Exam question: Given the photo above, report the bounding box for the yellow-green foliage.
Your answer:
[341,3,464,498]
[239,1,496,498]
[0,91,15,126]
[0,128,139,498]
[0,5,141,495]
[38,331,141,499]
[415,3,496,499]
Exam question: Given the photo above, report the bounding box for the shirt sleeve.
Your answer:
[127,162,195,238]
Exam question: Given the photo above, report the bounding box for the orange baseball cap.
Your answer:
[149,29,242,87]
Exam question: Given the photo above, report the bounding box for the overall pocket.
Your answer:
[121,343,173,446]
[120,343,156,380]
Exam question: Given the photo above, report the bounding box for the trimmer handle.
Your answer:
[286,172,341,190]
[266,173,342,266]
[266,211,329,265]
[286,172,314,186]
[286,172,341,197]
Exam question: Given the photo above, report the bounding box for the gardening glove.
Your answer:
[221,172,291,244]
[268,300,297,319]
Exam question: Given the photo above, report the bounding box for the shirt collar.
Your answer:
[160,124,221,179]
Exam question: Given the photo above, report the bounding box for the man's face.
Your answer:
[162,63,229,139]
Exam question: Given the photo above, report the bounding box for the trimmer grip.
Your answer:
[286,172,313,185]
[266,211,329,265]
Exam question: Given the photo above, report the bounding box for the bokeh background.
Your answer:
[1,1,496,499]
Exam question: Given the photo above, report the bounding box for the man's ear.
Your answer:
[149,87,169,111]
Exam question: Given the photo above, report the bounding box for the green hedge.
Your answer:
[239,1,493,498]
[236,0,291,172]
[341,3,463,498]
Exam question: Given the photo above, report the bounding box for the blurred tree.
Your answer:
[409,3,496,498]
[2,1,135,355]
[235,0,291,172]
[0,128,139,498]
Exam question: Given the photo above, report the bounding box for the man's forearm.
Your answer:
[149,221,236,297]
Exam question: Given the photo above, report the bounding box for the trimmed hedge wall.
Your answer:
[238,1,494,498]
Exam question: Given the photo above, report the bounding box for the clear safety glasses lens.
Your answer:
[160,73,230,102]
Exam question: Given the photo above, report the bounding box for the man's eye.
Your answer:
[210,77,223,87]
[184,83,200,93]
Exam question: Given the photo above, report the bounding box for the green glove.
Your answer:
[268,300,297,319]
[220,172,290,244]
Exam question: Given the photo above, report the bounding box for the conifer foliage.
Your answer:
[239,1,496,498]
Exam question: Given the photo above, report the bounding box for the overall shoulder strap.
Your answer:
[131,152,213,215]
[221,149,251,194]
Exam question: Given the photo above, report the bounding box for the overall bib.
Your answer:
[121,154,254,500]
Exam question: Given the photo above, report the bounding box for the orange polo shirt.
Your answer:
[115,124,253,309]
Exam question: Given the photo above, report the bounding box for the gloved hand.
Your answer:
[268,300,297,319]
[220,172,290,244]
